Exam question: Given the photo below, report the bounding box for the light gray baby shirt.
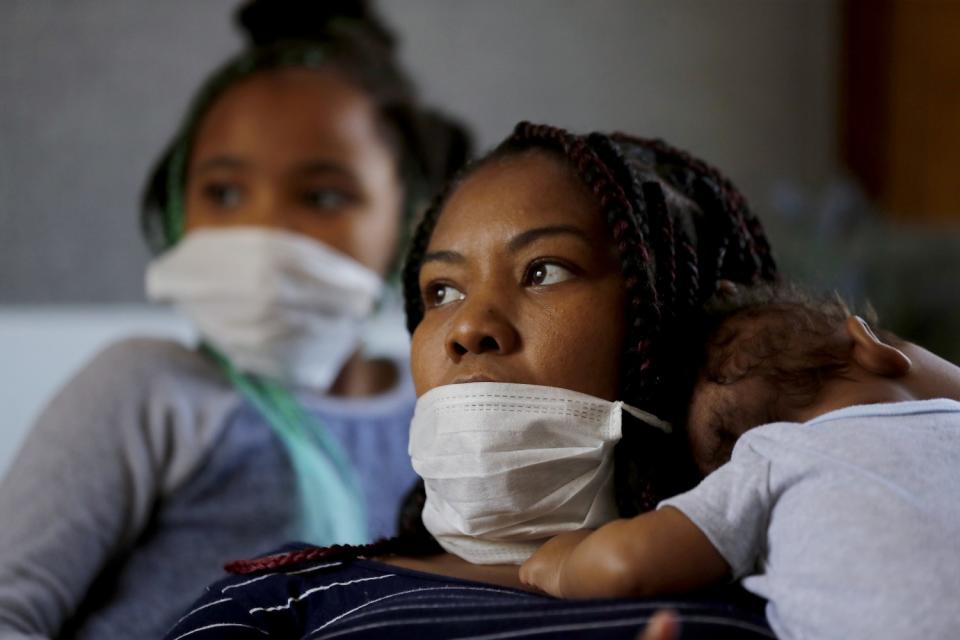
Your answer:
[662,399,960,640]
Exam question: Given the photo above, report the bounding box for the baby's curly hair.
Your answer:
[693,284,888,431]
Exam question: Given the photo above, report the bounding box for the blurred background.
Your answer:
[1,0,958,472]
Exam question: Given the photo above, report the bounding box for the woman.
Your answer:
[0,2,469,638]
[164,122,778,639]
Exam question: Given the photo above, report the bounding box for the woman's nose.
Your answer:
[445,298,520,361]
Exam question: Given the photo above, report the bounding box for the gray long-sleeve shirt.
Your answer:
[0,338,417,639]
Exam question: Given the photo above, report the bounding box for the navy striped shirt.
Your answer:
[165,549,772,639]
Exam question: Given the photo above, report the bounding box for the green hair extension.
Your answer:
[204,345,368,545]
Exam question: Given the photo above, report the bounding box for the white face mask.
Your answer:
[409,382,671,565]
[146,227,384,390]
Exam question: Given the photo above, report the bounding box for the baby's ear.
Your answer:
[715,279,738,298]
[845,316,911,378]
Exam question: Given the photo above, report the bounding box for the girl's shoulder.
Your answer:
[81,337,224,389]
[26,337,240,496]
[37,336,233,429]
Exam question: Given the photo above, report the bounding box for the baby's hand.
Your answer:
[519,530,593,597]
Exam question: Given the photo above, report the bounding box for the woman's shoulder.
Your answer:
[171,546,773,640]
[167,545,540,639]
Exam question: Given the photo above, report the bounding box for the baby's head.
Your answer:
[687,285,913,474]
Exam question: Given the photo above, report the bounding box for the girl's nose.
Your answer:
[247,188,281,227]
[445,297,520,361]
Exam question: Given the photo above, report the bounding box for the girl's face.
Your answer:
[184,67,404,276]
[411,150,627,400]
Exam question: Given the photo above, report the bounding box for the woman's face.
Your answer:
[184,67,404,276]
[411,150,627,400]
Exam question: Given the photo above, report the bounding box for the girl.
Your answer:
[164,122,780,640]
[0,2,468,638]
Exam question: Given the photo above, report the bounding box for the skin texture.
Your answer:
[183,67,404,396]
[185,67,404,276]
[520,309,960,601]
[383,150,629,589]
[411,150,627,400]
[519,508,728,599]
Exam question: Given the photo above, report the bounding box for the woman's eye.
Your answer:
[425,283,465,308]
[302,189,351,210]
[525,261,575,286]
[203,183,243,209]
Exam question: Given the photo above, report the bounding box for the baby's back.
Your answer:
[751,399,960,639]
[666,399,960,640]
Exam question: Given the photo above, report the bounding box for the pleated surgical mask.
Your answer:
[146,227,383,390]
[409,382,671,565]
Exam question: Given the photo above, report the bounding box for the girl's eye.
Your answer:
[524,261,575,286]
[203,183,243,209]
[425,283,465,308]
[302,189,351,210]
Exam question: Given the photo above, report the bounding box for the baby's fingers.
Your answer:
[519,552,557,594]
[636,610,679,640]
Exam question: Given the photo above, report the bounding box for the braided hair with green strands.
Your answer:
[224,121,778,575]
[139,0,472,547]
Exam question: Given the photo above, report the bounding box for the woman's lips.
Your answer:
[451,375,498,384]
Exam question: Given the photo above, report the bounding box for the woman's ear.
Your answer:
[845,316,912,378]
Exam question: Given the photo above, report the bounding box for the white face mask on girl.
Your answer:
[145,227,384,390]
[408,382,672,565]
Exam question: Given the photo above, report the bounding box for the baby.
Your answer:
[521,285,960,639]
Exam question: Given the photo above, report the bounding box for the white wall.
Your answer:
[382,0,840,196]
[0,306,409,478]
[0,308,193,476]
[0,0,840,302]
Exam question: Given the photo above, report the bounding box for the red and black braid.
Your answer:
[225,540,393,575]
[582,132,702,513]
[610,132,777,285]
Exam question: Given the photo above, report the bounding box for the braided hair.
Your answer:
[140,0,471,255]
[226,121,778,575]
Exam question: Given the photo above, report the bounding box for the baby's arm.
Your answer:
[519,507,729,599]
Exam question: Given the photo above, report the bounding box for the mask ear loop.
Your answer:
[620,403,673,434]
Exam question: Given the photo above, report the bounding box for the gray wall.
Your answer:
[0,0,839,303]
